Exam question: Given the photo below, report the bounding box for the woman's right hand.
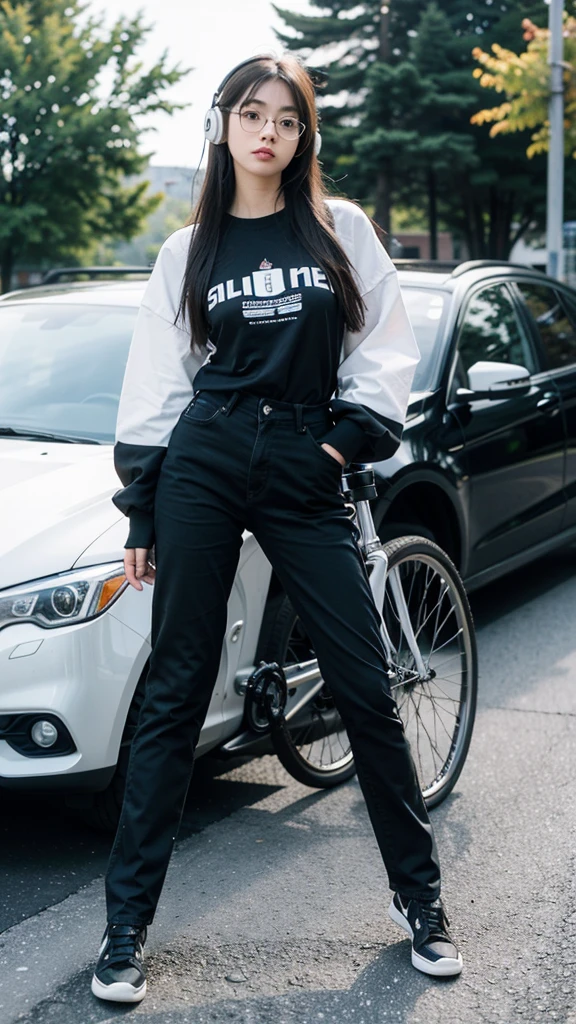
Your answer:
[124,548,156,590]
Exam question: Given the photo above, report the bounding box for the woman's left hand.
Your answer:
[321,442,346,467]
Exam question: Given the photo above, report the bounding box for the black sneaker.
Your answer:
[91,923,148,1002]
[388,893,463,977]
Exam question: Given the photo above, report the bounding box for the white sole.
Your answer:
[388,898,463,977]
[91,973,147,1003]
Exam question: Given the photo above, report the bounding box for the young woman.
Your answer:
[91,53,462,1004]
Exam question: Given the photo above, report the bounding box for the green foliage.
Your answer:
[472,13,576,158]
[0,0,190,288]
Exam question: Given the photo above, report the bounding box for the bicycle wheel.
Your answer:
[256,593,356,788]
[379,535,477,807]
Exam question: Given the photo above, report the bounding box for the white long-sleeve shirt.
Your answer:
[113,198,420,548]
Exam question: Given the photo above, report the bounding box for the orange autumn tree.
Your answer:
[471,14,576,158]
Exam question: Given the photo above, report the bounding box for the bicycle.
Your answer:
[74,462,478,833]
[251,463,478,809]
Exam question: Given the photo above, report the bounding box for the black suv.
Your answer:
[378,259,576,591]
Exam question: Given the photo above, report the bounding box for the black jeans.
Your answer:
[105,389,441,925]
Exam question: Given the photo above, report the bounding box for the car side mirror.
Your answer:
[455,361,532,403]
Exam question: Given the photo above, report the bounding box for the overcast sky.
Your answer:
[100,0,314,168]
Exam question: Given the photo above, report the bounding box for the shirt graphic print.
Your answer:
[207,258,333,326]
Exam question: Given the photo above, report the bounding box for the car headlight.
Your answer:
[0,562,129,631]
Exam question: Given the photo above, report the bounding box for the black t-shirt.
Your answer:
[192,207,344,402]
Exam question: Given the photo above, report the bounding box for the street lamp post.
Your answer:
[547,0,565,279]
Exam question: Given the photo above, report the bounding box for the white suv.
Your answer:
[0,279,280,827]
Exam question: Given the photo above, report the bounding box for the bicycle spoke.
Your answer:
[323,720,332,770]
[412,564,433,638]
[424,683,459,742]
[424,701,459,722]
[430,652,464,672]
[428,627,463,656]
[411,693,426,781]
[405,561,419,613]
[413,697,445,779]
[426,678,462,703]
[431,687,441,760]
[430,580,449,644]
[287,679,352,772]
[415,687,444,781]
[414,582,449,641]
[419,693,459,715]
[428,601,457,655]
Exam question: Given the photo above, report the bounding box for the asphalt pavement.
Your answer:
[1,545,576,1024]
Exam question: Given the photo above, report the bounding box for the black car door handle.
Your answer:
[536,392,560,411]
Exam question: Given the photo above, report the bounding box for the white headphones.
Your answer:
[204,57,322,157]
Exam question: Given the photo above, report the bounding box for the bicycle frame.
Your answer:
[238,464,428,708]
[342,465,427,680]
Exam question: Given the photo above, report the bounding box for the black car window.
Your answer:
[518,282,576,370]
[399,287,447,391]
[457,284,536,382]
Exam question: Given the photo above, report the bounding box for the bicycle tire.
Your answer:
[256,593,357,788]
[380,535,477,807]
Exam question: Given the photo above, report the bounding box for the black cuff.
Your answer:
[319,419,367,464]
[124,509,155,550]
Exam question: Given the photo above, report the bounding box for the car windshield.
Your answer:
[0,303,138,443]
[399,286,447,391]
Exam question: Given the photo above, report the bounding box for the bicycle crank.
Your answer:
[245,661,288,733]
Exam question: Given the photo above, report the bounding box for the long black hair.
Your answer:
[177,54,366,354]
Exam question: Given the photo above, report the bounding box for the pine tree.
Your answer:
[274,0,566,258]
[274,0,425,235]
[355,3,479,254]
[407,4,479,257]
[0,0,189,290]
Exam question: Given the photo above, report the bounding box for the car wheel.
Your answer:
[376,519,436,545]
